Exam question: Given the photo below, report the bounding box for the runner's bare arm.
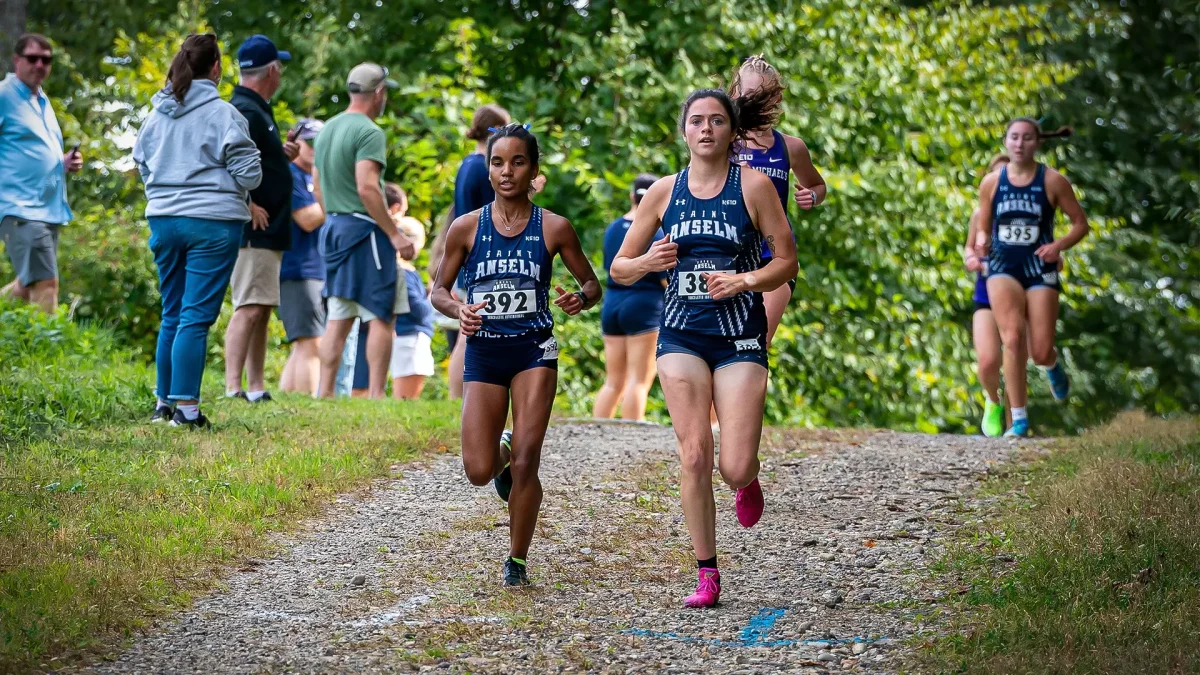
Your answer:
[1046,169,1090,252]
[785,135,826,208]
[722,169,797,295]
[545,212,601,311]
[611,175,677,285]
[974,172,999,258]
[430,214,479,320]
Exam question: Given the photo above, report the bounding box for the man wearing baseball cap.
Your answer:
[278,118,327,395]
[225,34,296,404]
[312,62,414,399]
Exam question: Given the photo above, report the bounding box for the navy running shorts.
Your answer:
[988,266,1062,293]
[656,327,767,371]
[601,289,663,337]
[464,330,559,387]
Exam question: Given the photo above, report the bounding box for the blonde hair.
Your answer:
[729,54,783,98]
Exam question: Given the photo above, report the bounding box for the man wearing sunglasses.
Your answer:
[0,33,83,313]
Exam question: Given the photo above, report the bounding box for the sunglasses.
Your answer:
[20,54,53,66]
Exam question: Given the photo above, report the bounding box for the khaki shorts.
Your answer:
[231,247,283,308]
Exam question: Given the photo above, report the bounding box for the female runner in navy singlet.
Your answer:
[611,89,797,608]
[975,118,1089,437]
[432,124,601,586]
[728,55,826,346]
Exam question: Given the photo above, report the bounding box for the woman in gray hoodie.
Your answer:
[133,33,262,428]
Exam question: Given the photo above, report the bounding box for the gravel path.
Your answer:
[80,422,1021,674]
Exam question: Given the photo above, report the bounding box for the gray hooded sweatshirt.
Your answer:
[133,78,262,222]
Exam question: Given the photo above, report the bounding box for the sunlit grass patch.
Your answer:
[916,412,1200,674]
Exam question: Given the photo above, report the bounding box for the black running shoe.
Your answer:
[493,430,513,502]
[503,557,530,586]
[150,404,174,423]
[253,391,274,403]
[169,409,210,429]
[227,391,249,401]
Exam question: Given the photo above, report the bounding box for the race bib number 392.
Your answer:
[471,279,538,318]
[998,221,1040,245]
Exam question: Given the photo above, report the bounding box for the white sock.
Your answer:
[177,404,200,421]
[226,389,242,397]
[1011,407,1028,422]
[247,390,266,402]
[156,398,172,409]
[985,392,1000,405]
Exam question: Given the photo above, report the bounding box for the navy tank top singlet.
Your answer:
[660,164,766,337]
[460,203,553,340]
[734,130,791,259]
[988,164,1055,280]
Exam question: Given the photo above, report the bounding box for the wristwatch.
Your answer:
[574,290,588,306]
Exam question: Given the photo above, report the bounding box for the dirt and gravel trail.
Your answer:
[80,422,1023,674]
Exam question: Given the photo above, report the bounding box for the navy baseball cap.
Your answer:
[237,35,291,70]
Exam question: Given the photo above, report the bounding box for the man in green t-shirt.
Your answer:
[312,63,416,398]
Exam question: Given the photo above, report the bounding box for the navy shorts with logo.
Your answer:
[464,330,559,387]
[989,265,1062,293]
[656,327,767,372]
[601,289,663,337]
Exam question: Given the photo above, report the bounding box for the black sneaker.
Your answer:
[169,409,210,429]
[493,430,513,502]
[227,391,249,401]
[503,557,530,587]
[253,391,273,403]
[150,404,174,423]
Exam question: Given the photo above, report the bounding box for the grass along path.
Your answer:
[916,412,1200,673]
[79,423,1018,673]
[0,395,460,673]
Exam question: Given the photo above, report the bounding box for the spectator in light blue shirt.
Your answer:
[0,33,83,313]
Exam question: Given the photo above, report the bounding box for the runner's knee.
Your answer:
[718,459,758,489]
[998,323,1024,348]
[978,350,1001,376]
[678,439,714,477]
[509,452,540,483]
[462,457,495,486]
[1030,342,1056,366]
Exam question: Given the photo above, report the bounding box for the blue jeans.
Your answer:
[333,319,372,396]
[148,216,243,402]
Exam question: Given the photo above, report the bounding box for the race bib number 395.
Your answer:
[998,220,1040,245]
[471,279,538,318]
[678,257,735,301]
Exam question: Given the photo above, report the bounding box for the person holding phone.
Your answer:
[0,33,84,314]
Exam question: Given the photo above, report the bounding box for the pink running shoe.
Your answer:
[735,478,765,528]
[684,568,721,608]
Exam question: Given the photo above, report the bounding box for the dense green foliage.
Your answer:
[11,0,1197,432]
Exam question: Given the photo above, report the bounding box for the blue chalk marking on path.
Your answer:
[622,606,887,649]
[739,607,787,645]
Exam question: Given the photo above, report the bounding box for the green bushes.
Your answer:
[0,300,151,443]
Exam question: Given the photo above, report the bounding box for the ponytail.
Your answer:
[679,86,782,155]
[1006,117,1074,142]
[167,33,220,104]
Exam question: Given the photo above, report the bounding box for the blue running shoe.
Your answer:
[1004,418,1030,438]
[493,430,513,502]
[1045,361,1070,401]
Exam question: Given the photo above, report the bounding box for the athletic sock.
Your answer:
[698,556,717,569]
[156,398,172,409]
[226,389,242,398]
[1011,407,1028,422]
[985,392,1001,404]
[177,404,200,421]
[247,390,266,402]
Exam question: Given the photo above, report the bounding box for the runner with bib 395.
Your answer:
[975,118,1089,437]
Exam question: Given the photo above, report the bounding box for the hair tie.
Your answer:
[487,126,499,133]
[523,123,531,130]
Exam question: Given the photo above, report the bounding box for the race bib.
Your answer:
[998,220,1040,245]
[677,257,735,301]
[471,278,538,319]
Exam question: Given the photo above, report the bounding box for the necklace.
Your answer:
[494,204,531,233]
